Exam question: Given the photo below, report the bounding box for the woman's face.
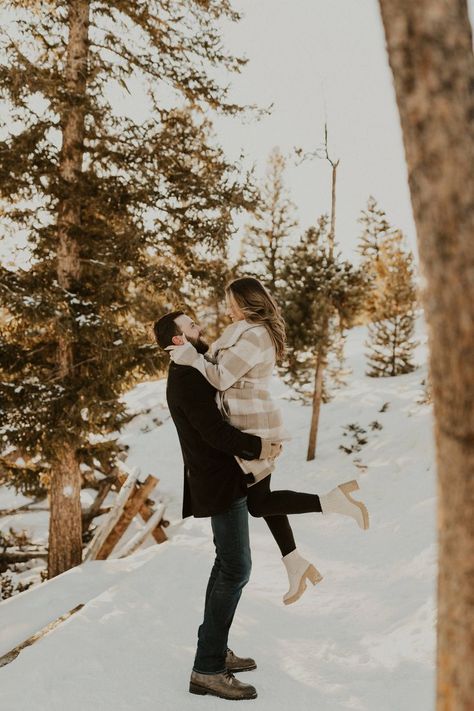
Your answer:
[225,290,245,322]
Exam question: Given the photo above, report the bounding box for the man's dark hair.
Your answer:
[153,311,184,350]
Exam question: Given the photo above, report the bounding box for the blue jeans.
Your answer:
[193,496,252,674]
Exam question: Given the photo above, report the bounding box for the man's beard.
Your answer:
[187,336,209,354]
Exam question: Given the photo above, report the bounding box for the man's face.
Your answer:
[173,314,209,353]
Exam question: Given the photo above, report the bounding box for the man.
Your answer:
[154,311,281,701]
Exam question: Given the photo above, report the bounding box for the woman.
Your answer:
[168,277,369,605]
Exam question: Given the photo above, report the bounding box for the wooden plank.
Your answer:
[96,475,158,559]
[140,501,168,543]
[114,505,165,558]
[83,466,139,561]
[116,472,167,543]
[81,476,115,530]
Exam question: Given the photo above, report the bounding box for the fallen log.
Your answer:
[0,604,84,668]
[0,497,48,516]
[0,549,48,564]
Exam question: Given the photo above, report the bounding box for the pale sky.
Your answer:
[214,0,474,263]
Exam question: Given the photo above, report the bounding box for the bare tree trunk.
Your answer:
[307,132,339,460]
[48,0,90,579]
[306,336,326,460]
[378,2,474,708]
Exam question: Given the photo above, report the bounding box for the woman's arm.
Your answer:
[168,328,263,390]
[173,368,280,460]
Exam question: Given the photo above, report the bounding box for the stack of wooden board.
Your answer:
[83,462,168,561]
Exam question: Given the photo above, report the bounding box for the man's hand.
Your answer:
[260,440,283,461]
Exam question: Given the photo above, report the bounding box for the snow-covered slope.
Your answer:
[0,316,437,710]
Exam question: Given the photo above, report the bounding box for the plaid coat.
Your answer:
[169,319,290,485]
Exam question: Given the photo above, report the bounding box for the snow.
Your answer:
[0,315,436,710]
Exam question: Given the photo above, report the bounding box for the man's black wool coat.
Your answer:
[166,361,263,518]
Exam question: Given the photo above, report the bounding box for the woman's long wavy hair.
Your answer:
[226,277,287,363]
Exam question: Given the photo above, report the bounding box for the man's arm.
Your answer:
[175,369,276,460]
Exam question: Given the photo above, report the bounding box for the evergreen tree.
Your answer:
[357,196,396,321]
[280,216,368,413]
[357,198,418,376]
[325,319,352,394]
[289,122,346,460]
[0,0,253,577]
[239,147,297,290]
[365,233,418,376]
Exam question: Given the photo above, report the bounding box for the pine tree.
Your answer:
[357,196,396,321]
[280,216,368,420]
[325,318,352,394]
[0,1,254,577]
[281,124,364,459]
[364,231,418,377]
[239,147,297,290]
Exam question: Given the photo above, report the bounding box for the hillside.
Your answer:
[0,316,436,710]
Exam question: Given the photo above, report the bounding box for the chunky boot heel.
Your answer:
[320,479,370,530]
[306,564,323,585]
[340,479,359,494]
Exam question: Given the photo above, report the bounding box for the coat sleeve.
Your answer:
[176,369,263,460]
[170,329,263,390]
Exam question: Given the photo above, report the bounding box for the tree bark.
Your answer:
[307,136,339,460]
[306,342,326,461]
[48,0,90,579]
[48,448,83,577]
[377,2,474,708]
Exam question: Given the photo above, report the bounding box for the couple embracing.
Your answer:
[153,276,369,701]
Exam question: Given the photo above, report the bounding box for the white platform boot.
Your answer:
[319,479,369,530]
[281,549,323,605]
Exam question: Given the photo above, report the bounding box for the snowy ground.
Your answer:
[0,315,437,710]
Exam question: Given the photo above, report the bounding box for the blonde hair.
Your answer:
[226,277,286,362]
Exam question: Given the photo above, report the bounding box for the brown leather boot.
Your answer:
[189,670,258,700]
[225,648,257,672]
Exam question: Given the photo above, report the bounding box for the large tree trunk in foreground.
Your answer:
[378,2,474,708]
[48,0,90,578]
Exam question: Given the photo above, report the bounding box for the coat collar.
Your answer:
[210,319,259,355]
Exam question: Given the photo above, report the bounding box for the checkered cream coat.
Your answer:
[169,319,290,485]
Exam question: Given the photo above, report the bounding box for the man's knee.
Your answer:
[241,554,252,585]
[222,552,252,587]
[238,563,251,587]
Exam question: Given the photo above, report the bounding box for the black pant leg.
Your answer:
[247,474,322,517]
[262,515,296,557]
